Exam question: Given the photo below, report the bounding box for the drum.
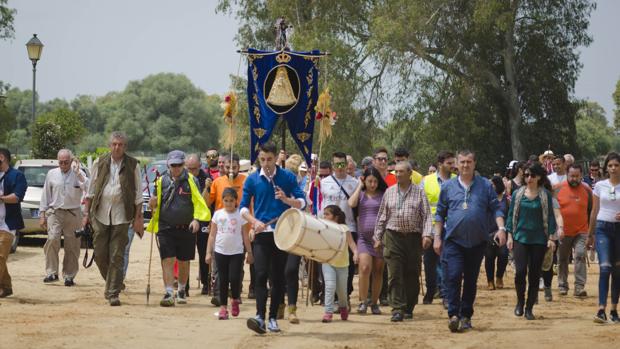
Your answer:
[274,208,347,264]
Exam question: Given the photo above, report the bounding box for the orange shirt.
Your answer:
[384,173,397,187]
[209,174,246,211]
[557,182,591,236]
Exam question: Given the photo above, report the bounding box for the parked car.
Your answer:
[12,159,89,253]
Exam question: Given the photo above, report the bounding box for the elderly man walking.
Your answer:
[434,150,506,332]
[373,161,433,322]
[40,149,89,286]
[84,131,143,306]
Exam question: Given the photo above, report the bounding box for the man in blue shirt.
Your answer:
[434,150,506,333]
[241,142,306,334]
[0,147,28,298]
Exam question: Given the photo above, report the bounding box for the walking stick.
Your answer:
[146,231,154,305]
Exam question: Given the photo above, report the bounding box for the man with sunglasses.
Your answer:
[40,149,89,286]
[583,160,601,189]
[205,148,221,183]
[0,147,27,298]
[147,150,210,307]
[84,131,144,306]
[373,147,397,187]
[320,152,360,305]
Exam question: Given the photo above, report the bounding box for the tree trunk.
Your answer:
[502,6,525,160]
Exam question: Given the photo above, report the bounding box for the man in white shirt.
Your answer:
[548,156,567,193]
[40,149,89,286]
[84,132,143,306]
[320,151,360,298]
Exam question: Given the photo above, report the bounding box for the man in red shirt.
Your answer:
[557,164,591,297]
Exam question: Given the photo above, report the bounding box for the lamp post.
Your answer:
[26,33,44,124]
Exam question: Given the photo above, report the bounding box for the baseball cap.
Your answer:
[167,150,186,165]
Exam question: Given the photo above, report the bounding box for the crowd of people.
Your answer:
[0,130,619,334]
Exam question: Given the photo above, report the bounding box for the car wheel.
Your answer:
[10,231,20,253]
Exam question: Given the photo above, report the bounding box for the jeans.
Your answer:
[253,232,287,319]
[384,231,422,314]
[513,241,545,309]
[122,227,135,278]
[441,239,486,318]
[322,263,348,313]
[285,254,301,306]
[595,221,620,307]
[558,234,587,290]
[423,248,439,301]
[214,252,244,306]
[484,241,509,282]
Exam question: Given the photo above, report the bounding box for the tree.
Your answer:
[219,0,595,166]
[0,99,15,144]
[0,0,16,40]
[575,101,615,160]
[31,108,86,158]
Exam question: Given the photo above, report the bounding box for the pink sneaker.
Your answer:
[322,312,333,323]
[339,307,349,320]
[218,307,229,320]
[231,299,240,317]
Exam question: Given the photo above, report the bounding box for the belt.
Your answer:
[173,224,189,230]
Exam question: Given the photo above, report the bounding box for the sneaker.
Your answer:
[277,303,285,320]
[449,315,460,333]
[538,278,544,291]
[390,312,403,322]
[544,287,553,302]
[267,318,280,332]
[247,316,266,334]
[0,288,13,298]
[288,305,299,324]
[496,277,504,289]
[43,274,59,283]
[370,304,382,315]
[610,310,620,323]
[218,307,229,320]
[64,278,75,287]
[357,302,368,314]
[339,307,349,321]
[210,296,220,306]
[322,312,333,323]
[109,295,121,306]
[231,299,240,317]
[593,309,607,324]
[160,293,175,307]
[559,288,568,296]
[574,289,587,298]
[177,290,187,304]
[460,317,472,331]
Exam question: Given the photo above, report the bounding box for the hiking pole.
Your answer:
[146,231,154,305]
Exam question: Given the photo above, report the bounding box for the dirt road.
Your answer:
[0,236,617,349]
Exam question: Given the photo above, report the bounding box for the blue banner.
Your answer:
[247,48,320,165]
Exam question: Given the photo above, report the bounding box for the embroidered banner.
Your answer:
[247,48,320,165]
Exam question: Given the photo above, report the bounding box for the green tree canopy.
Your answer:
[575,101,616,160]
[0,0,16,40]
[31,108,86,158]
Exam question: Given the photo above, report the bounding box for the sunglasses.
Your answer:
[206,155,219,160]
[523,173,537,178]
[374,157,388,162]
[333,162,347,169]
[170,163,184,168]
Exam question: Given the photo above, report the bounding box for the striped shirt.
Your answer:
[373,183,433,242]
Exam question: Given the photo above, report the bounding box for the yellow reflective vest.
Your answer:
[423,172,456,223]
[146,173,211,234]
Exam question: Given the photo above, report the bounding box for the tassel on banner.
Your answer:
[315,88,337,144]
[221,91,238,148]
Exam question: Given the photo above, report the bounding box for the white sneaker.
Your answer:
[539,278,544,291]
[177,290,187,304]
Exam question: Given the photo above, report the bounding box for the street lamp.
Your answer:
[26,33,43,124]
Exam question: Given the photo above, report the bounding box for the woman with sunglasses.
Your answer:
[588,152,620,323]
[348,166,388,314]
[506,162,557,320]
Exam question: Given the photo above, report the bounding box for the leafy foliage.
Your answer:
[0,0,16,40]
[575,101,617,160]
[31,108,86,158]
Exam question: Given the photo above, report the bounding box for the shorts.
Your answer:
[157,227,196,261]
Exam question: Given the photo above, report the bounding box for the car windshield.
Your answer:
[18,166,57,187]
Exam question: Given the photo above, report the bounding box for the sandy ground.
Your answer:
[0,236,618,349]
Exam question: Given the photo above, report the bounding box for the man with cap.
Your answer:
[147,150,211,307]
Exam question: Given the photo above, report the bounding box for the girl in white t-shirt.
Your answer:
[206,188,253,320]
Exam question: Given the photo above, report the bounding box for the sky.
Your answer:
[1,0,618,124]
